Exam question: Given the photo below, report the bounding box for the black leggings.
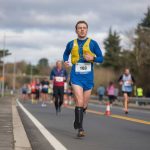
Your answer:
[53,86,64,110]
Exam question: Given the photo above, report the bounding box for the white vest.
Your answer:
[122,74,132,92]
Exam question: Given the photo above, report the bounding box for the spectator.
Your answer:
[137,86,145,105]
[97,85,105,102]
[114,87,119,100]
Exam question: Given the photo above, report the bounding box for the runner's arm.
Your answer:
[50,68,55,80]
[131,75,135,83]
[63,42,72,62]
[64,69,68,81]
[92,41,103,63]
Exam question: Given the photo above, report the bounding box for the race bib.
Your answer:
[75,63,91,73]
[55,76,64,82]
[43,85,48,88]
[124,81,131,86]
[31,85,35,90]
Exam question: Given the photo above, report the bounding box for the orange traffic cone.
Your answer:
[105,102,111,116]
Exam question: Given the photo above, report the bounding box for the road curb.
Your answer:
[12,98,32,150]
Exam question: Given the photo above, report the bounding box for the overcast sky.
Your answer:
[0,0,149,64]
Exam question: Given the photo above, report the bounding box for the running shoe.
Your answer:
[77,129,85,137]
[125,111,128,114]
[41,103,46,107]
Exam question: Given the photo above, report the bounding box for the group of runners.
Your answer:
[21,20,135,137]
[21,78,52,106]
[21,60,72,114]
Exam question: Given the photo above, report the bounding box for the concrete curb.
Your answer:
[12,98,32,150]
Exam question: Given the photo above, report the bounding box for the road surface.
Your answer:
[17,100,150,150]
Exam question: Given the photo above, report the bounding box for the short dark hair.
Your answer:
[75,20,88,30]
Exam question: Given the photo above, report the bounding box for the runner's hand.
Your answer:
[119,81,123,85]
[64,61,70,68]
[84,54,94,61]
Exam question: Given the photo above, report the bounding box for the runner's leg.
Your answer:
[71,84,85,136]
[124,93,129,114]
[83,89,92,113]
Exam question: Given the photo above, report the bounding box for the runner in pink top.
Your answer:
[106,81,115,104]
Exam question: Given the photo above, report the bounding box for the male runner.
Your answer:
[50,60,68,114]
[118,68,135,114]
[63,20,103,137]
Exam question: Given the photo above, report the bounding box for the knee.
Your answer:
[77,100,84,107]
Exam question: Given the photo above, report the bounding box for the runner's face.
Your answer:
[57,62,62,69]
[76,23,88,39]
[125,69,130,75]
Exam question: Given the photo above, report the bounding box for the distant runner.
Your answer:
[118,68,135,114]
[50,60,68,114]
[41,78,49,107]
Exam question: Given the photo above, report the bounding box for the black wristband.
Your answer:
[93,56,96,61]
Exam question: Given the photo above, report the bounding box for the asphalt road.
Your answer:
[18,100,150,150]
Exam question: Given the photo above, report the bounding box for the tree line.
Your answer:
[0,7,150,96]
[101,7,150,96]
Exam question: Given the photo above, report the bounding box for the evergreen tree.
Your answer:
[134,7,150,94]
[37,58,50,75]
[140,7,150,27]
[38,58,49,67]
[102,28,122,70]
[135,6,150,68]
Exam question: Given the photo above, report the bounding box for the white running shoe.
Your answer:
[41,103,46,107]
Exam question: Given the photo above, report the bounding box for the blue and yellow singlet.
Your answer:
[63,37,103,91]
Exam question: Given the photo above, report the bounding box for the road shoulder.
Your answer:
[12,98,32,150]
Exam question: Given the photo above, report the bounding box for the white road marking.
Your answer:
[17,100,68,150]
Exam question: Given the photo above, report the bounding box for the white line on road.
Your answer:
[17,100,68,150]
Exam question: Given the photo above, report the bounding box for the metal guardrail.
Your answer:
[91,95,150,103]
